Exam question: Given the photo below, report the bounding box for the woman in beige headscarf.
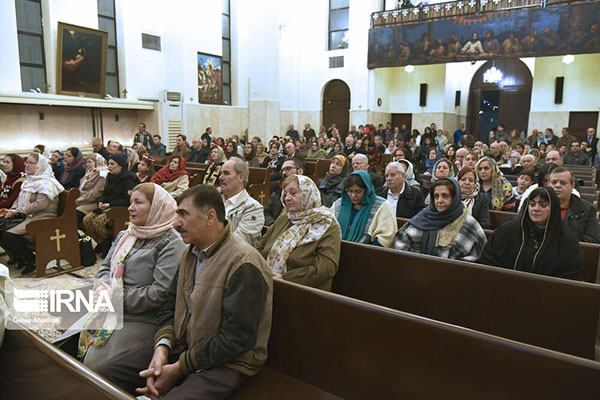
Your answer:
[79,182,185,368]
[76,153,108,224]
[257,174,341,291]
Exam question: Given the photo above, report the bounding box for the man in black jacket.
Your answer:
[550,168,600,243]
[264,158,303,226]
[376,162,425,218]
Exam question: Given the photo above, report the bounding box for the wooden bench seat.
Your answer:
[25,189,82,278]
[0,327,133,399]
[333,241,600,359]
[235,279,600,398]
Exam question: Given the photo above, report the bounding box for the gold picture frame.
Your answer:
[56,22,108,98]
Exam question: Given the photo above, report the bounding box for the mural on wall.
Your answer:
[56,22,108,98]
[368,2,600,68]
[197,52,223,105]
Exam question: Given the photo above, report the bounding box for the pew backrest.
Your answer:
[333,241,600,359]
[257,279,600,399]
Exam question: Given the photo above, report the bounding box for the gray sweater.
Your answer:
[95,228,186,324]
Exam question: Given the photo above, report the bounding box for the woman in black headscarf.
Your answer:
[479,186,583,280]
[318,155,349,207]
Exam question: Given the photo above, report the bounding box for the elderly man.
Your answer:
[188,137,207,163]
[220,158,264,245]
[149,135,167,156]
[550,168,600,243]
[97,185,272,399]
[264,157,304,226]
[584,127,598,160]
[545,150,563,166]
[285,124,300,141]
[455,147,468,169]
[92,137,110,160]
[343,136,357,157]
[351,154,384,189]
[284,140,303,160]
[564,141,590,166]
[488,142,501,162]
[520,154,539,176]
[376,162,425,218]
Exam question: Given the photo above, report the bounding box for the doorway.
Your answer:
[391,113,412,133]
[323,80,350,137]
[468,59,533,142]
[569,112,599,141]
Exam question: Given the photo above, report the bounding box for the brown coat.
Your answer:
[257,213,341,291]
[9,193,58,235]
[76,175,106,215]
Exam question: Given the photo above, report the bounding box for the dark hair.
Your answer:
[537,162,560,186]
[345,173,368,190]
[66,147,80,158]
[517,169,535,181]
[284,157,304,171]
[549,167,576,184]
[177,185,226,223]
[431,179,456,198]
[139,158,156,178]
[139,122,146,128]
[169,155,181,167]
[527,187,551,206]
[178,134,187,141]
[153,134,161,140]
[35,144,45,153]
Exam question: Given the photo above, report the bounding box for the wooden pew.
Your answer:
[314,159,331,182]
[247,167,270,206]
[0,328,134,399]
[107,206,130,238]
[489,209,518,228]
[233,280,600,399]
[333,241,600,359]
[25,189,82,278]
[304,160,317,183]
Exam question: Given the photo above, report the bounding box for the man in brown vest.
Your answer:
[97,184,273,399]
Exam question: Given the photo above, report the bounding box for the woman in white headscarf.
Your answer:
[0,153,64,274]
[257,174,341,291]
[79,182,185,368]
[76,153,109,224]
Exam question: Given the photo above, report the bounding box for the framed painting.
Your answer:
[197,52,223,104]
[56,22,108,98]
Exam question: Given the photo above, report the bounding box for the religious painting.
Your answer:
[56,22,108,98]
[197,52,223,104]
[368,2,600,68]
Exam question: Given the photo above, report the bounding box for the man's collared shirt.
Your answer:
[224,190,245,218]
[386,183,406,211]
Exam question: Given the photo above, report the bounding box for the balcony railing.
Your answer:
[371,0,593,27]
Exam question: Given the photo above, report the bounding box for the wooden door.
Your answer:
[499,89,531,136]
[323,80,350,137]
[569,112,599,141]
[391,113,412,132]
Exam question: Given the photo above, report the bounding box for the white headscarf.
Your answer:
[79,153,109,189]
[17,154,64,208]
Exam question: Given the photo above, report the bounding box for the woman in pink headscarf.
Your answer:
[79,182,186,368]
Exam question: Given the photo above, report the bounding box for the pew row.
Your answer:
[233,279,600,399]
[0,328,134,399]
[396,217,600,284]
[25,189,82,278]
[332,241,600,360]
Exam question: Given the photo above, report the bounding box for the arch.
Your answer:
[322,79,350,137]
[467,59,533,142]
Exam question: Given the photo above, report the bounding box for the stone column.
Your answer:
[247,0,280,143]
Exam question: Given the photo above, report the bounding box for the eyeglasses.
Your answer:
[347,189,365,196]
[281,166,297,172]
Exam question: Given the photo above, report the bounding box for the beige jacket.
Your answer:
[9,192,58,235]
[225,189,264,246]
[161,175,190,200]
[76,175,106,214]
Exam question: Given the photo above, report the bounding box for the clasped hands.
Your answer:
[136,345,183,400]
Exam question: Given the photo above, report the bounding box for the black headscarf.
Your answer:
[318,155,350,191]
[408,178,464,255]
[479,186,583,280]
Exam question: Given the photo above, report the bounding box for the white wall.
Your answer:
[0,1,21,92]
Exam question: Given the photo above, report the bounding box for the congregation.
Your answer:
[1,118,599,398]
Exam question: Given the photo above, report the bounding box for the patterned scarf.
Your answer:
[61,149,84,184]
[267,175,335,274]
[476,157,516,210]
[461,179,480,216]
[78,183,177,358]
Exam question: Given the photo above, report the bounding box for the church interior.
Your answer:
[1,0,600,398]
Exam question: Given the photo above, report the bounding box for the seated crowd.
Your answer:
[0,119,598,398]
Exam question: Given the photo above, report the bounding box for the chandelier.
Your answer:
[483,65,503,84]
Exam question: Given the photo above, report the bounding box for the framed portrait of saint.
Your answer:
[56,22,108,98]
[197,52,223,105]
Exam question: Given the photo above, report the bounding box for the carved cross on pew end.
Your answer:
[259,191,266,204]
[50,228,66,253]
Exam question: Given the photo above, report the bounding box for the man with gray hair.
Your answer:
[376,162,425,218]
[545,150,563,166]
[520,154,539,177]
[219,158,264,245]
[351,153,384,189]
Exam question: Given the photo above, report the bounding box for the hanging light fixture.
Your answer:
[483,60,503,84]
[405,65,414,73]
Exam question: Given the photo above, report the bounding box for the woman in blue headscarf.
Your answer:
[331,170,396,247]
[394,178,487,261]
